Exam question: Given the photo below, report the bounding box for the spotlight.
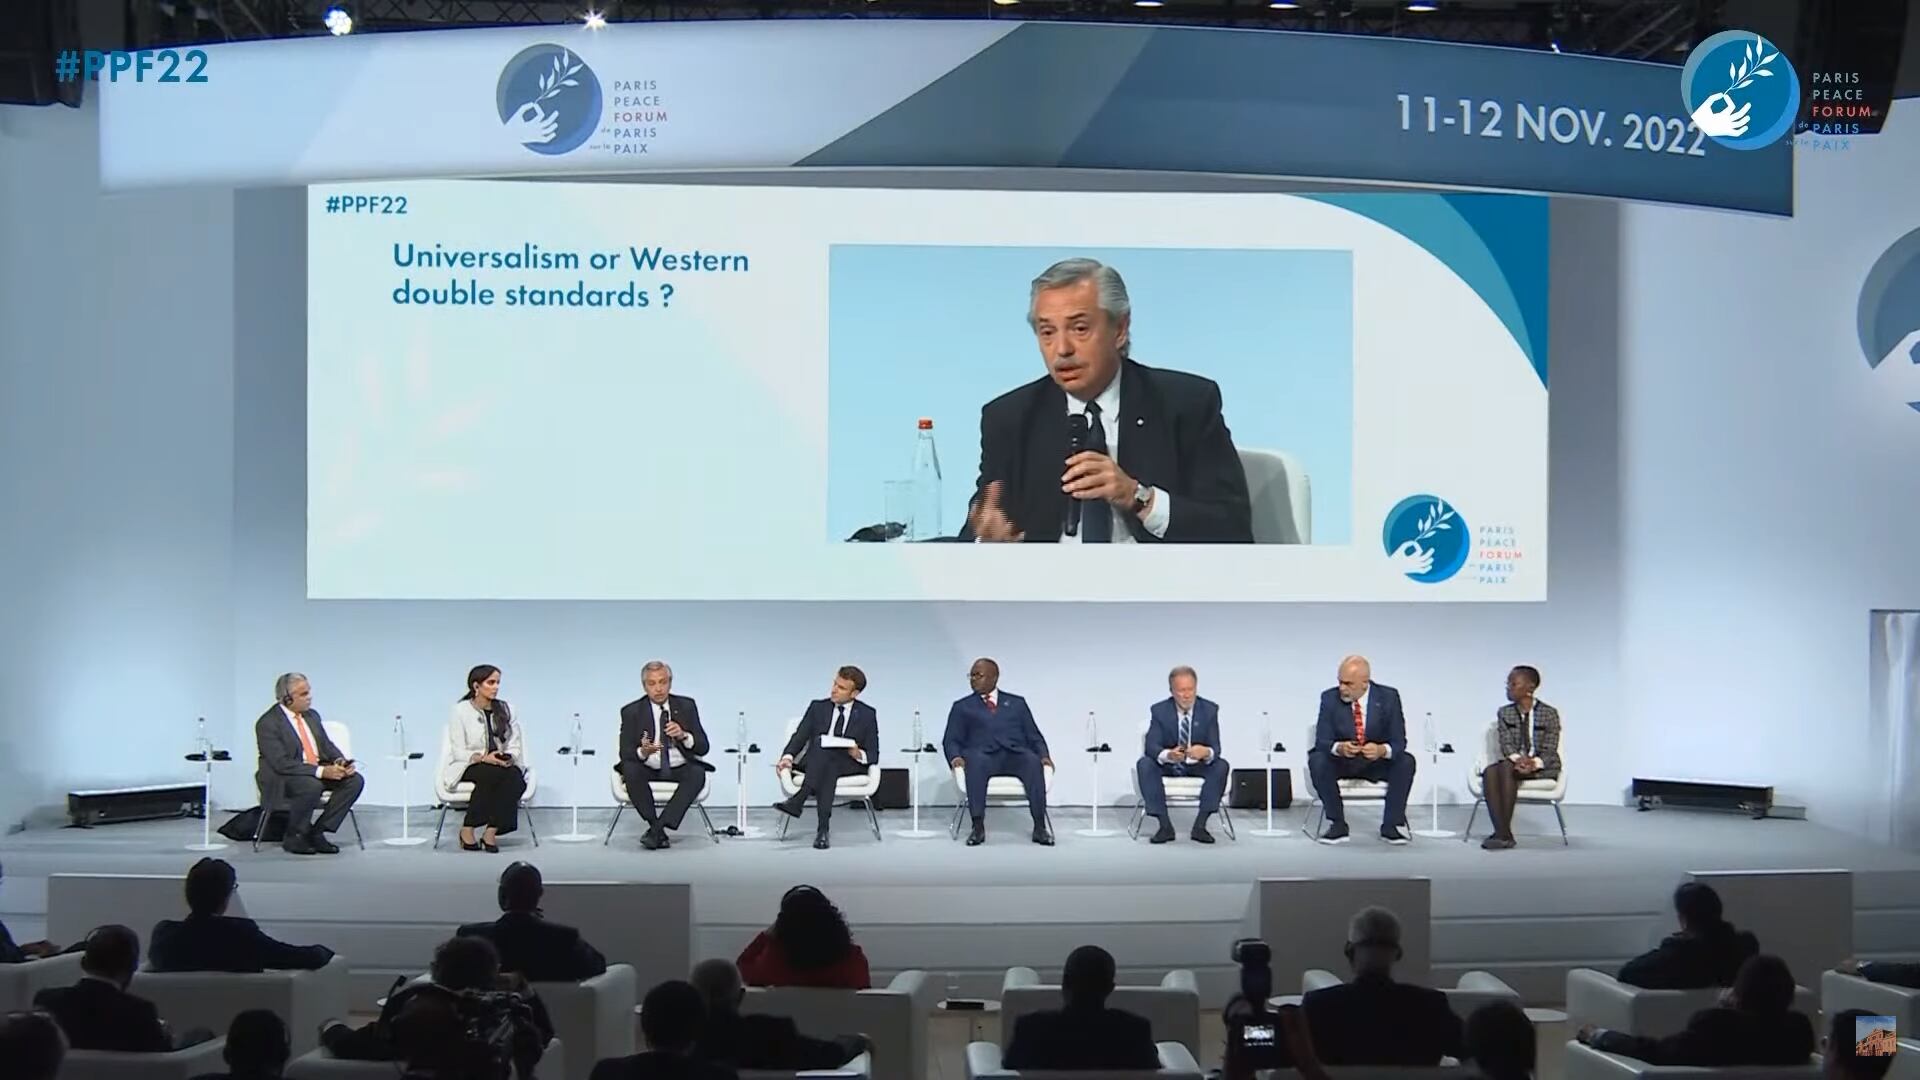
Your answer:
[993,0,1021,6]
[582,9,607,29]
[1406,0,1438,10]
[1269,0,1299,7]
[1550,38,1562,52]
[322,4,352,34]
[1134,0,1165,7]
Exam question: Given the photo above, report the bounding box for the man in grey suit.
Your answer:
[254,673,363,855]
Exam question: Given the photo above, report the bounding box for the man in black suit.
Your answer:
[1579,954,1815,1067]
[1002,945,1159,1071]
[1617,882,1759,989]
[964,257,1252,545]
[1301,907,1462,1067]
[773,665,880,850]
[1308,655,1416,845]
[591,979,739,1080]
[34,924,174,1053]
[457,862,607,983]
[689,958,867,1072]
[149,858,333,973]
[617,660,713,850]
[253,672,363,856]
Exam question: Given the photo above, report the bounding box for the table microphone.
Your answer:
[1064,412,1089,537]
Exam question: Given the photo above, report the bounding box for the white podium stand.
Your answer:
[725,711,766,838]
[1249,727,1293,838]
[895,712,940,839]
[185,718,229,852]
[1074,711,1118,838]
[384,715,430,847]
[1413,711,1457,839]
[551,713,598,843]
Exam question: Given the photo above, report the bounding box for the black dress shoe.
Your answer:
[966,821,986,846]
[813,832,830,850]
[1150,819,1176,844]
[772,800,802,819]
[1190,825,1216,844]
[282,836,318,855]
[309,832,341,855]
[639,829,663,850]
[1031,827,1055,846]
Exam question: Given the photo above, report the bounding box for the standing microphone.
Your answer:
[1064,412,1089,538]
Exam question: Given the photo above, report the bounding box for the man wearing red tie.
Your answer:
[943,658,1054,847]
[1307,656,1415,845]
[253,673,363,855]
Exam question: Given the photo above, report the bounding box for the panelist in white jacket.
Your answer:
[444,665,529,853]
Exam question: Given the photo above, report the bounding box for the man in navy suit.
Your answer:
[944,658,1054,846]
[149,857,334,973]
[774,666,881,850]
[1308,656,1415,845]
[1137,665,1230,844]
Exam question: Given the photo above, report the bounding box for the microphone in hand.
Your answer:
[1063,412,1089,537]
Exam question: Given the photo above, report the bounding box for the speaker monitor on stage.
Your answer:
[1229,768,1291,811]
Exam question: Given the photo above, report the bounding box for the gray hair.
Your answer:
[1028,258,1132,358]
[1348,906,1402,947]
[689,958,743,1010]
[273,672,309,704]
[1167,665,1197,686]
[641,660,672,682]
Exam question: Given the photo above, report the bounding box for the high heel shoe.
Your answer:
[483,841,500,853]
[460,836,481,851]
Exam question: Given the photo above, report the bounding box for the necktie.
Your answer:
[657,704,672,770]
[1179,712,1191,751]
[833,705,846,738]
[292,713,319,765]
[1521,708,1533,755]
[1352,700,1365,743]
[1080,402,1113,543]
[985,695,997,712]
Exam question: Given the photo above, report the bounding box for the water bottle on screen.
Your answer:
[909,418,942,540]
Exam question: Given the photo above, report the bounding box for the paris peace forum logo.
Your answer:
[496,44,603,156]
[1381,495,1469,584]
[1679,31,1800,150]
[1859,225,1920,413]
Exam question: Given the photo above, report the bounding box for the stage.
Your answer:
[4,803,1918,1007]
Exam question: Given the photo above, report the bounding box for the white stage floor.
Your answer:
[5,804,1919,1004]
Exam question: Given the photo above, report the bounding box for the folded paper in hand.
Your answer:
[820,735,856,748]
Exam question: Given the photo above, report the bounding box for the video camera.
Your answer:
[391,984,545,1080]
[1222,938,1283,1080]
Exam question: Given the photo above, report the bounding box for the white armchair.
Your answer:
[61,1038,229,1080]
[0,951,85,1011]
[604,766,720,844]
[777,718,884,842]
[1566,969,1819,1038]
[1464,719,1569,844]
[533,964,640,1080]
[1238,448,1312,545]
[1125,720,1237,841]
[1823,969,1920,1031]
[965,1040,1203,1079]
[1257,1069,1479,1079]
[949,762,1055,839]
[253,721,366,850]
[1000,967,1202,1057]
[132,955,353,1055]
[1301,723,1388,838]
[740,1052,872,1080]
[1562,1040,1819,1080]
[1301,968,1519,1022]
[432,722,540,848]
[744,970,941,1080]
[287,1037,565,1080]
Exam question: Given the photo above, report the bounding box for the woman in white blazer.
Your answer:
[444,665,529,852]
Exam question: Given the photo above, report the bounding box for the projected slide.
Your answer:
[307,180,1547,602]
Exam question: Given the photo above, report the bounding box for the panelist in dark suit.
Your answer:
[1307,656,1415,845]
[254,673,364,856]
[962,258,1253,545]
[1302,907,1463,1067]
[773,666,880,850]
[617,660,713,850]
[34,925,173,1053]
[943,658,1053,846]
[457,862,606,983]
[1003,945,1160,1072]
[149,858,333,973]
[1479,664,1563,851]
[1581,954,1815,1067]
[1137,665,1231,845]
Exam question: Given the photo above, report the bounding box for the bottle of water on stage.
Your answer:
[909,418,942,540]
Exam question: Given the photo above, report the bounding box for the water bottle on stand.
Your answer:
[184,717,230,852]
[909,418,942,541]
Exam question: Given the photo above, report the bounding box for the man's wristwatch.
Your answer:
[1130,482,1152,514]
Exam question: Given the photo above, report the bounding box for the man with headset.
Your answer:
[254,673,363,856]
[1297,907,1461,1067]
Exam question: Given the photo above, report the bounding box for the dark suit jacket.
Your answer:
[1859,960,1920,988]
[1592,1007,1815,1066]
[254,704,347,797]
[966,358,1253,544]
[696,1011,864,1071]
[149,914,334,973]
[0,917,23,963]
[1003,1006,1159,1071]
[588,1052,739,1080]
[1495,701,1562,777]
[1616,925,1760,989]
[617,695,713,772]
[943,692,1049,762]
[35,977,171,1053]
[456,912,607,983]
[1302,974,1463,1066]
[782,698,880,771]
[1313,684,1408,758]
[1146,697,1223,765]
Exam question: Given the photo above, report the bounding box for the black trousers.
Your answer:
[621,761,706,830]
[962,749,1047,825]
[1307,748,1415,828]
[459,762,527,833]
[786,751,867,829]
[281,771,364,835]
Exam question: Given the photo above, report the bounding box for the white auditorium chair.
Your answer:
[1000,967,1202,1057]
[949,761,1056,839]
[1823,969,1920,1032]
[533,964,640,1080]
[1300,723,1390,838]
[1256,1068,1479,1079]
[1566,969,1819,1039]
[776,717,884,842]
[61,1038,229,1080]
[1238,448,1312,545]
[604,766,720,844]
[1562,1040,1820,1080]
[1301,968,1520,1021]
[1463,718,1570,845]
[740,1052,872,1079]
[0,950,84,1011]
[965,1040,1204,1079]
[286,1037,565,1080]
[1888,1041,1920,1080]
[132,955,353,1055]
[253,721,365,850]
[744,970,941,1080]
[431,721,541,848]
[1124,720,1237,841]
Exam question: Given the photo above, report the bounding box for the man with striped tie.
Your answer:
[1307,656,1415,846]
[1137,666,1230,844]
[773,666,880,850]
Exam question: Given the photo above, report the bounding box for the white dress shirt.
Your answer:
[1347,692,1392,758]
[1517,703,1540,762]
[639,698,696,769]
[1157,708,1204,765]
[280,704,326,778]
[1064,367,1171,543]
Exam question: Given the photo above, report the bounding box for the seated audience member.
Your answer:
[1617,881,1758,988]
[193,1009,292,1080]
[0,861,63,962]
[0,1010,67,1080]
[457,862,607,982]
[590,979,739,1080]
[151,858,334,973]
[35,924,206,1052]
[322,935,553,1063]
[1002,945,1159,1072]
[1837,956,1920,989]
[689,958,868,1072]
[1579,953,1815,1066]
[737,885,870,990]
[1825,1009,1896,1080]
[1466,1000,1537,1080]
[1302,906,1463,1066]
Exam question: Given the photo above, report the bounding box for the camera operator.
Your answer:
[322,936,553,1077]
[1222,938,1280,1080]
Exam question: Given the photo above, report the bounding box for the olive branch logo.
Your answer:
[1723,34,1778,95]
[535,49,583,104]
[1412,500,1456,544]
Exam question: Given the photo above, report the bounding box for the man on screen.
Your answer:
[963,258,1254,545]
